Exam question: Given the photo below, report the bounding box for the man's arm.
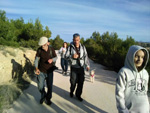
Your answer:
[34,49,40,75]
[34,57,40,68]
[83,46,90,70]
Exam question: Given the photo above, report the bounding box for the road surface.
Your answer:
[4,52,126,113]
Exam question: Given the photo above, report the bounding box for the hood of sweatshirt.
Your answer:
[124,45,149,72]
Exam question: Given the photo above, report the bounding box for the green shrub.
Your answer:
[0,38,20,47]
[0,83,21,112]
[84,31,137,72]
[19,39,38,50]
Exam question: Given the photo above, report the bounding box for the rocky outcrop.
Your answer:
[0,46,36,84]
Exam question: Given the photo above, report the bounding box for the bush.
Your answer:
[0,10,52,50]
[0,83,21,112]
[0,38,20,47]
[19,39,38,50]
[84,31,137,72]
[52,35,64,50]
[0,45,35,112]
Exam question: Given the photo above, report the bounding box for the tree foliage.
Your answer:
[0,10,52,50]
[52,35,64,50]
[84,31,137,72]
[1,10,149,76]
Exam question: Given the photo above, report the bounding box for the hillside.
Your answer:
[0,45,36,112]
[5,51,118,113]
[0,46,36,83]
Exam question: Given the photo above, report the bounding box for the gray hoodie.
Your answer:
[65,43,90,69]
[116,45,150,113]
[59,47,67,58]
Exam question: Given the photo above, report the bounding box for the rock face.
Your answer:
[0,46,36,84]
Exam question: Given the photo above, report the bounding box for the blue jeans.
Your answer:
[36,72,53,100]
[61,58,68,72]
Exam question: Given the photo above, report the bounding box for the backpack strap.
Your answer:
[79,44,85,60]
[69,45,73,56]
[69,44,85,60]
[48,46,56,66]
[37,47,42,57]
[49,46,53,58]
[38,46,53,58]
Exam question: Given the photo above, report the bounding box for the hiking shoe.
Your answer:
[64,72,67,75]
[40,92,46,104]
[70,92,73,98]
[40,97,46,104]
[46,99,52,105]
[76,96,83,102]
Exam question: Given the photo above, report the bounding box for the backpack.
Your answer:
[67,44,86,66]
[69,44,85,59]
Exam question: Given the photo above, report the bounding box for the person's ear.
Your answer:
[47,42,49,45]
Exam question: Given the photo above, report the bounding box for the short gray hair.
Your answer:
[73,33,80,39]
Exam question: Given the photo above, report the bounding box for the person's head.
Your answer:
[63,42,68,48]
[38,36,49,50]
[90,70,95,75]
[48,40,50,46]
[125,45,149,72]
[73,33,80,47]
[134,50,145,68]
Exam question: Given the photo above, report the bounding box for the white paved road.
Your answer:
[5,53,124,113]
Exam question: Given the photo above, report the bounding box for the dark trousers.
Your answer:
[37,72,53,100]
[61,58,68,72]
[70,67,85,97]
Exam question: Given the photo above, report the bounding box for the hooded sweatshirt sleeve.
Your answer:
[59,47,63,54]
[116,69,129,113]
[65,46,71,59]
[83,45,90,68]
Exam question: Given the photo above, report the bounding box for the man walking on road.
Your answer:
[34,36,57,105]
[65,33,90,101]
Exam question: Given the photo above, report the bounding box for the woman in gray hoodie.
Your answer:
[116,45,149,113]
[59,42,68,75]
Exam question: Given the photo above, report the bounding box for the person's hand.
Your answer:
[48,59,53,64]
[86,67,90,71]
[72,53,79,59]
[62,49,65,53]
[35,68,40,75]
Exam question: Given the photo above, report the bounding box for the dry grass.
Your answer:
[2,49,16,57]
[0,82,21,112]
[0,45,35,112]
[0,72,32,112]
[19,47,27,52]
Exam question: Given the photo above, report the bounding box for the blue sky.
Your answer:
[0,0,150,42]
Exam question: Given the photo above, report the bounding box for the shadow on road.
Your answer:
[54,69,63,74]
[53,85,107,113]
[10,77,107,113]
[54,68,70,77]
[7,77,67,113]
